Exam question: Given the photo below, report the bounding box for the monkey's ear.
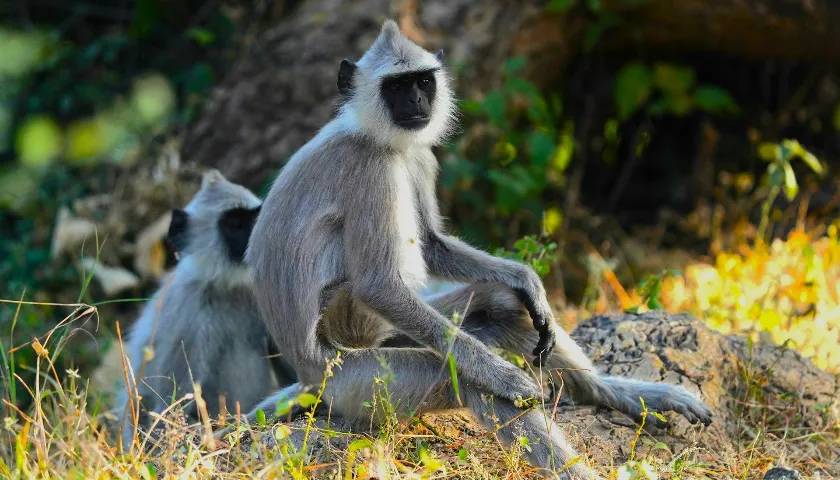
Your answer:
[165,209,190,259]
[338,59,356,95]
[201,169,226,188]
[435,49,445,62]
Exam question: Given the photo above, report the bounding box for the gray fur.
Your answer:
[248,20,709,479]
[116,171,295,448]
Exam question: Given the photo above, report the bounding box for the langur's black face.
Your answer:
[380,69,437,130]
[217,206,261,262]
[165,205,261,264]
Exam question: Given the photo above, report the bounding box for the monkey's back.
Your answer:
[123,269,281,421]
[248,126,396,375]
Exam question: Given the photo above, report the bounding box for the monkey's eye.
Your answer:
[385,80,401,92]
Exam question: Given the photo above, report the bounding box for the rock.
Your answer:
[80,257,141,296]
[557,311,839,475]
[763,467,802,480]
[51,206,98,258]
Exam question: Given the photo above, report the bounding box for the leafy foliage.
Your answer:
[614,62,739,120]
[444,58,572,245]
[494,235,559,278]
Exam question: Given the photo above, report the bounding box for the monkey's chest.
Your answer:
[392,163,428,290]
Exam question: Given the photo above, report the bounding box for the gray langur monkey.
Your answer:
[116,170,296,448]
[247,21,711,478]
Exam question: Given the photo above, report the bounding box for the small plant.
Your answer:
[755,139,825,243]
[627,269,680,312]
[494,234,559,278]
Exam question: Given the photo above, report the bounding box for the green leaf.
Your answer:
[296,392,318,409]
[447,352,462,405]
[459,99,482,115]
[799,150,824,176]
[782,161,798,200]
[482,90,506,128]
[758,142,779,161]
[0,29,54,77]
[348,438,373,453]
[131,74,175,125]
[528,130,555,168]
[16,115,62,168]
[457,447,469,461]
[614,63,652,119]
[142,463,158,480]
[653,63,695,96]
[517,435,533,452]
[659,91,694,117]
[180,63,214,95]
[546,0,576,12]
[767,163,784,187]
[551,123,574,174]
[694,85,739,114]
[274,399,293,416]
[493,141,517,166]
[186,27,215,46]
[255,408,266,426]
[419,447,444,472]
[504,56,526,75]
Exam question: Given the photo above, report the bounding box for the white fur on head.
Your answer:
[341,20,456,150]
[179,170,261,288]
[185,169,261,216]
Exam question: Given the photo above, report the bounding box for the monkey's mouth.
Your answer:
[396,115,431,130]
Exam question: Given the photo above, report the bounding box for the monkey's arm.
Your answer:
[339,165,540,402]
[417,178,556,362]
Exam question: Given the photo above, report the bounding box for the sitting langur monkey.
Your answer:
[117,170,296,447]
[248,21,711,478]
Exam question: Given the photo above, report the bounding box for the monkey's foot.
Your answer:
[602,377,713,428]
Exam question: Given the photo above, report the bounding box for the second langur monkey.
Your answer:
[117,171,296,448]
[248,21,711,478]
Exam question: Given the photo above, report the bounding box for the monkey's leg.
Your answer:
[319,348,599,480]
[427,284,712,426]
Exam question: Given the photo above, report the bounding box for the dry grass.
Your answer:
[1,305,836,480]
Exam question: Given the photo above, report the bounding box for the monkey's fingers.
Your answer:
[532,325,556,366]
[513,288,546,331]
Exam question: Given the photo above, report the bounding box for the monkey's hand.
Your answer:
[452,335,544,403]
[470,355,545,403]
[512,267,557,366]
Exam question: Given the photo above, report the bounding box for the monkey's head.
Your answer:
[166,170,261,285]
[337,20,456,149]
